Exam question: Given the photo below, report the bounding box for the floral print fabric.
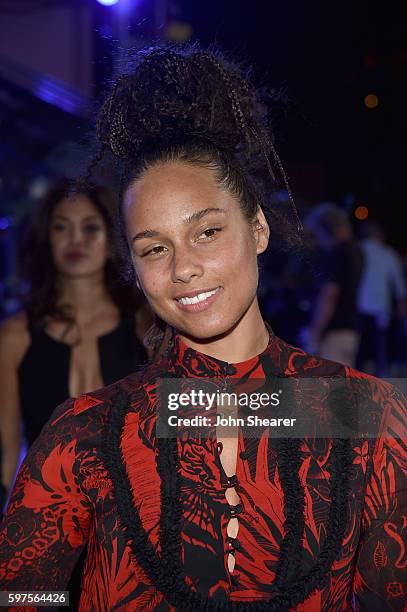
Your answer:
[0,330,406,611]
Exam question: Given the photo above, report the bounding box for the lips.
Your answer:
[175,287,219,300]
[64,251,86,262]
[174,286,222,313]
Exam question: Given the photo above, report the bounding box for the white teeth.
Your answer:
[178,288,218,305]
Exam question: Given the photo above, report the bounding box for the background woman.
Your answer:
[0,181,152,498]
[0,47,405,611]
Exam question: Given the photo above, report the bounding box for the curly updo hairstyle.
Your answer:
[86,43,305,355]
[88,44,303,280]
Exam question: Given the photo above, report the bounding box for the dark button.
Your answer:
[230,574,239,587]
[227,537,241,550]
[239,450,250,460]
[228,503,243,517]
[222,474,238,488]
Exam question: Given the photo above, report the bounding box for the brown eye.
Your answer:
[51,223,66,232]
[200,227,222,239]
[143,245,167,257]
[84,224,102,233]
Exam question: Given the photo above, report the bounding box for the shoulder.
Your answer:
[0,312,30,365]
[384,246,404,271]
[307,341,405,409]
[344,366,404,405]
[0,311,29,337]
[278,335,405,408]
[283,339,406,443]
[274,335,348,377]
[381,242,398,257]
[344,368,406,431]
[316,356,405,441]
[367,242,401,271]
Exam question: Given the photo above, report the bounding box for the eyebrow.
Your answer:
[51,215,101,222]
[131,207,226,243]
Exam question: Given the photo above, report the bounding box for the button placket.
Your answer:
[230,573,240,587]
[227,503,243,518]
[223,474,238,489]
[216,368,242,582]
[224,482,242,576]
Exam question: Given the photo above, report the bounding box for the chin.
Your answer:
[59,264,104,276]
[175,315,241,343]
[155,297,252,341]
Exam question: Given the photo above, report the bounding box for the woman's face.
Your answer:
[124,161,269,340]
[49,194,109,278]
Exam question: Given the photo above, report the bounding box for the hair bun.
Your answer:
[96,46,257,160]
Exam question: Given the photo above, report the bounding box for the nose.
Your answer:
[70,224,84,246]
[171,246,204,284]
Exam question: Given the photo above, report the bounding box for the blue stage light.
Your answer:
[96,0,119,6]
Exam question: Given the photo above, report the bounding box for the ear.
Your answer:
[253,207,270,255]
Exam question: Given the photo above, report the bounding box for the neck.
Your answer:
[56,273,115,321]
[178,298,269,363]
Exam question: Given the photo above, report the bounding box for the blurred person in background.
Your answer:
[302,203,364,366]
[356,220,407,376]
[0,180,153,502]
[259,250,315,347]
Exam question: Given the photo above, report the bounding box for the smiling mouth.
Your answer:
[176,287,220,305]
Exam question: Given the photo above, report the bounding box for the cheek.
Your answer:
[49,234,65,258]
[91,234,109,257]
[136,264,165,298]
[225,234,259,298]
[221,231,258,272]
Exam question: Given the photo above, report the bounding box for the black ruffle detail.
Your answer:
[272,438,305,590]
[102,392,354,611]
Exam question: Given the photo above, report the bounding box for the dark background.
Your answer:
[95,0,406,240]
[185,0,405,244]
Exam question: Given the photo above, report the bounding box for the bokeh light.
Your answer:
[364,93,379,109]
[0,217,10,230]
[354,205,369,220]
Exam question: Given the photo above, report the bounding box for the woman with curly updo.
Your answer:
[1,45,406,611]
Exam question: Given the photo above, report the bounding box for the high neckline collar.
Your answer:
[164,322,279,378]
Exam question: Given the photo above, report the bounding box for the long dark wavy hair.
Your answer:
[21,179,143,332]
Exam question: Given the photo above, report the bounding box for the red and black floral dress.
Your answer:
[0,328,406,611]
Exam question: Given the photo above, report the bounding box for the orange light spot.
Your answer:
[364,94,379,109]
[355,206,369,220]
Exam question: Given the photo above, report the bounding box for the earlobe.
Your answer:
[256,233,269,255]
[254,209,270,255]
